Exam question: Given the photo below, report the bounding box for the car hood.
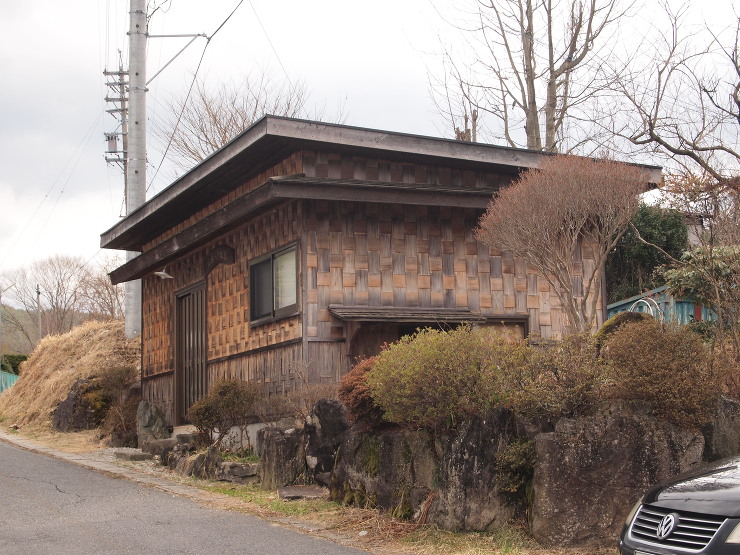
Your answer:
[645,456,740,517]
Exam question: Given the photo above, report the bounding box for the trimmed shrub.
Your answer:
[366,325,517,430]
[603,319,721,428]
[495,334,603,422]
[594,311,650,352]
[187,379,261,445]
[338,356,384,430]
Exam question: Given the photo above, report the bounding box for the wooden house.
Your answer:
[101,117,661,425]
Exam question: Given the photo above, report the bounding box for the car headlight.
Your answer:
[624,497,643,527]
[726,521,740,544]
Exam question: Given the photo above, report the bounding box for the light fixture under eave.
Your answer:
[153,267,174,280]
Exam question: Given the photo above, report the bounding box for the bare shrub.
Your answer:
[254,383,338,425]
[187,379,261,446]
[603,319,721,428]
[285,383,338,420]
[477,155,649,334]
[97,365,139,438]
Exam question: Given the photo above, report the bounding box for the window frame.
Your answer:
[249,242,298,326]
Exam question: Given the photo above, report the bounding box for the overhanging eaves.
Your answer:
[108,176,497,284]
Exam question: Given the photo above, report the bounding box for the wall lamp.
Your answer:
[153,266,174,280]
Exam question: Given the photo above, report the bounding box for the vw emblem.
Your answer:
[657,513,679,540]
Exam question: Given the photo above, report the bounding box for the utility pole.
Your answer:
[36,284,42,340]
[0,284,15,369]
[105,1,206,339]
[124,0,147,338]
[103,61,128,184]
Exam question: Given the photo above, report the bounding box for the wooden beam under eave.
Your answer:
[108,184,283,284]
[108,181,496,284]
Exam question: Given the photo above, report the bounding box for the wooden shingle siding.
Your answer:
[136,143,606,426]
[304,200,602,340]
[141,201,302,385]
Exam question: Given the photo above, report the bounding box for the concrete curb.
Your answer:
[0,430,213,501]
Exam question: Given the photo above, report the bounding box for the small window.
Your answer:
[250,244,297,323]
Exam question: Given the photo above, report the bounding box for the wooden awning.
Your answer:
[328,306,489,323]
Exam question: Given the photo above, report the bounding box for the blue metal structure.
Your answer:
[0,370,18,394]
[607,285,715,324]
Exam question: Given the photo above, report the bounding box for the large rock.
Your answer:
[52,379,110,432]
[304,399,351,475]
[330,409,520,530]
[531,402,704,547]
[258,426,306,490]
[703,394,740,462]
[430,411,519,530]
[136,400,170,449]
[143,438,178,461]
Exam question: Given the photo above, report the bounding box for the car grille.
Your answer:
[629,504,726,552]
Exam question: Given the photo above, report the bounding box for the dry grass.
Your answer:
[0,320,139,431]
[200,481,617,555]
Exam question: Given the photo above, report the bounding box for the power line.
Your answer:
[0,112,104,268]
[248,0,296,94]
[27,113,104,258]
[146,0,247,193]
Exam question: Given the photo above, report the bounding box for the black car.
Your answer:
[619,456,740,554]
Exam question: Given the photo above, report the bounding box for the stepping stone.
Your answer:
[277,485,329,500]
[114,450,154,461]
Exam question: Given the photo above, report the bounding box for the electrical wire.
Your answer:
[147,42,208,192]
[248,0,296,94]
[146,0,246,193]
[0,112,104,268]
[26,113,104,259]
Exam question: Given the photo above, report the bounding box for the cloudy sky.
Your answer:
[0,1,735,274]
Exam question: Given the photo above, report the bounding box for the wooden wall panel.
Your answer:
[142,374,175,425]
[142,201,302,382]
[208,341,304,397]
[304,200,603,340]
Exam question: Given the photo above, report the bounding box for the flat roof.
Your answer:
[101,116,663,252]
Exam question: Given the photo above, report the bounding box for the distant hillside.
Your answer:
[0,304,35,355]
[0,320,140,430]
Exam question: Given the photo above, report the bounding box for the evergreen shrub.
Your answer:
[366,325,520,430]
[494,334,603,422]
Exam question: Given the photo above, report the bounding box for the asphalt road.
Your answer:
[0,440,369,555]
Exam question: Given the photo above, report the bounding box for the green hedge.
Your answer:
[2,354,27,375]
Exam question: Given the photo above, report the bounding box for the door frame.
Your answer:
[175,281,207,425]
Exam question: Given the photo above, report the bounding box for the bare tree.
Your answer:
[610,7,739,183]
[1,255,124,351]
[658,173,740,359]
[78,256,125,320]
[431,0,628,152]
[152,70,341,171]
[477,155,649,333]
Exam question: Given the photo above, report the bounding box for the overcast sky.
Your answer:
[0,0,735,274]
